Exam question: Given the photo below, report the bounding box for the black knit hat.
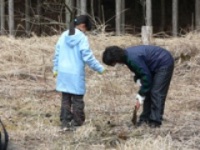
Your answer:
[69,15,92,35]
[74,15,92,31]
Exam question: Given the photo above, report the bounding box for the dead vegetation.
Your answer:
[0,32,200,150]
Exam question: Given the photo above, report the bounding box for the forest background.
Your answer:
[0,0,200,150]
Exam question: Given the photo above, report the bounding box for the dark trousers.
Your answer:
[60,92,85,125]
[139,65,174,125]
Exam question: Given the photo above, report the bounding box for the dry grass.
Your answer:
[0,32,200,150]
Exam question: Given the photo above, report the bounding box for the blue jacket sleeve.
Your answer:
[79,36,104,73]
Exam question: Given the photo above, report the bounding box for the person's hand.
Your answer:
[135,94,145,110]
[99,68,106,74]
[135,100,140,110]
[53,71,58,78]
[136,79,142,86]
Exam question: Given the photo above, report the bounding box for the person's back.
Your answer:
[56,29,87,75]
[125,45,174,73]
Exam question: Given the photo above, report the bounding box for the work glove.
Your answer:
[136,93,145,105]
[98,68,106,74]
[135,94,145,110]
[136,79,142,87]
[53,71,58,78]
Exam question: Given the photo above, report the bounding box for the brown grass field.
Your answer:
[0,32,200,150]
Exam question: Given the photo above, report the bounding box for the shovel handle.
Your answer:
[131,105,138,125]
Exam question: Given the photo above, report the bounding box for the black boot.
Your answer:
[148,120,161,128]
[136,119,149,127]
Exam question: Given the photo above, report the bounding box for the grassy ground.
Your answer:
[0,32,200,150]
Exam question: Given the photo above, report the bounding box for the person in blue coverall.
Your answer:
[53,15,105,129]
[102,45,174,128]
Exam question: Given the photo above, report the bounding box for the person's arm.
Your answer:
[133,74,139,82]
[80,36,104,73]
[137,63,152,97]
[53,40,60,76]
[127,58,152,105]
[128,59,152,95]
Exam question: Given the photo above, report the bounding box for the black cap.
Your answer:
[74,15,92,31]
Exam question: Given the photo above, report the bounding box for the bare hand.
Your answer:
[135,100,140,110]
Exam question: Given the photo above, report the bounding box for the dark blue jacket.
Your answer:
[124,45,174,96]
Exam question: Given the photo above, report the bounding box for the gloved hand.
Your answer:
[136,79,142,86]
[98,68,106,74]
[135,94,145,110]
[53,71,58,77]
[136,93,145,104]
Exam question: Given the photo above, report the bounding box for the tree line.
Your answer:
[0,0,199,37]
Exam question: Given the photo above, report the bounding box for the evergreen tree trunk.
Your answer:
[98,0,102,21]
[142,0,152,45]
[195,0,200,30]
[90,0,94,19]
[146,0,152,26]
[25,0,31,36]
[36,0,41,21]
[80,0,87,15]
[37,0,42,35]
[8,0,14,36]
[115,0,121,35]
[121,0,125,34]
[76,0,80,16]
[65,0,73,29]
[161,0,165,31]
[0,0,5,35]
[172,0,178,36]
[0,2,1,29]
